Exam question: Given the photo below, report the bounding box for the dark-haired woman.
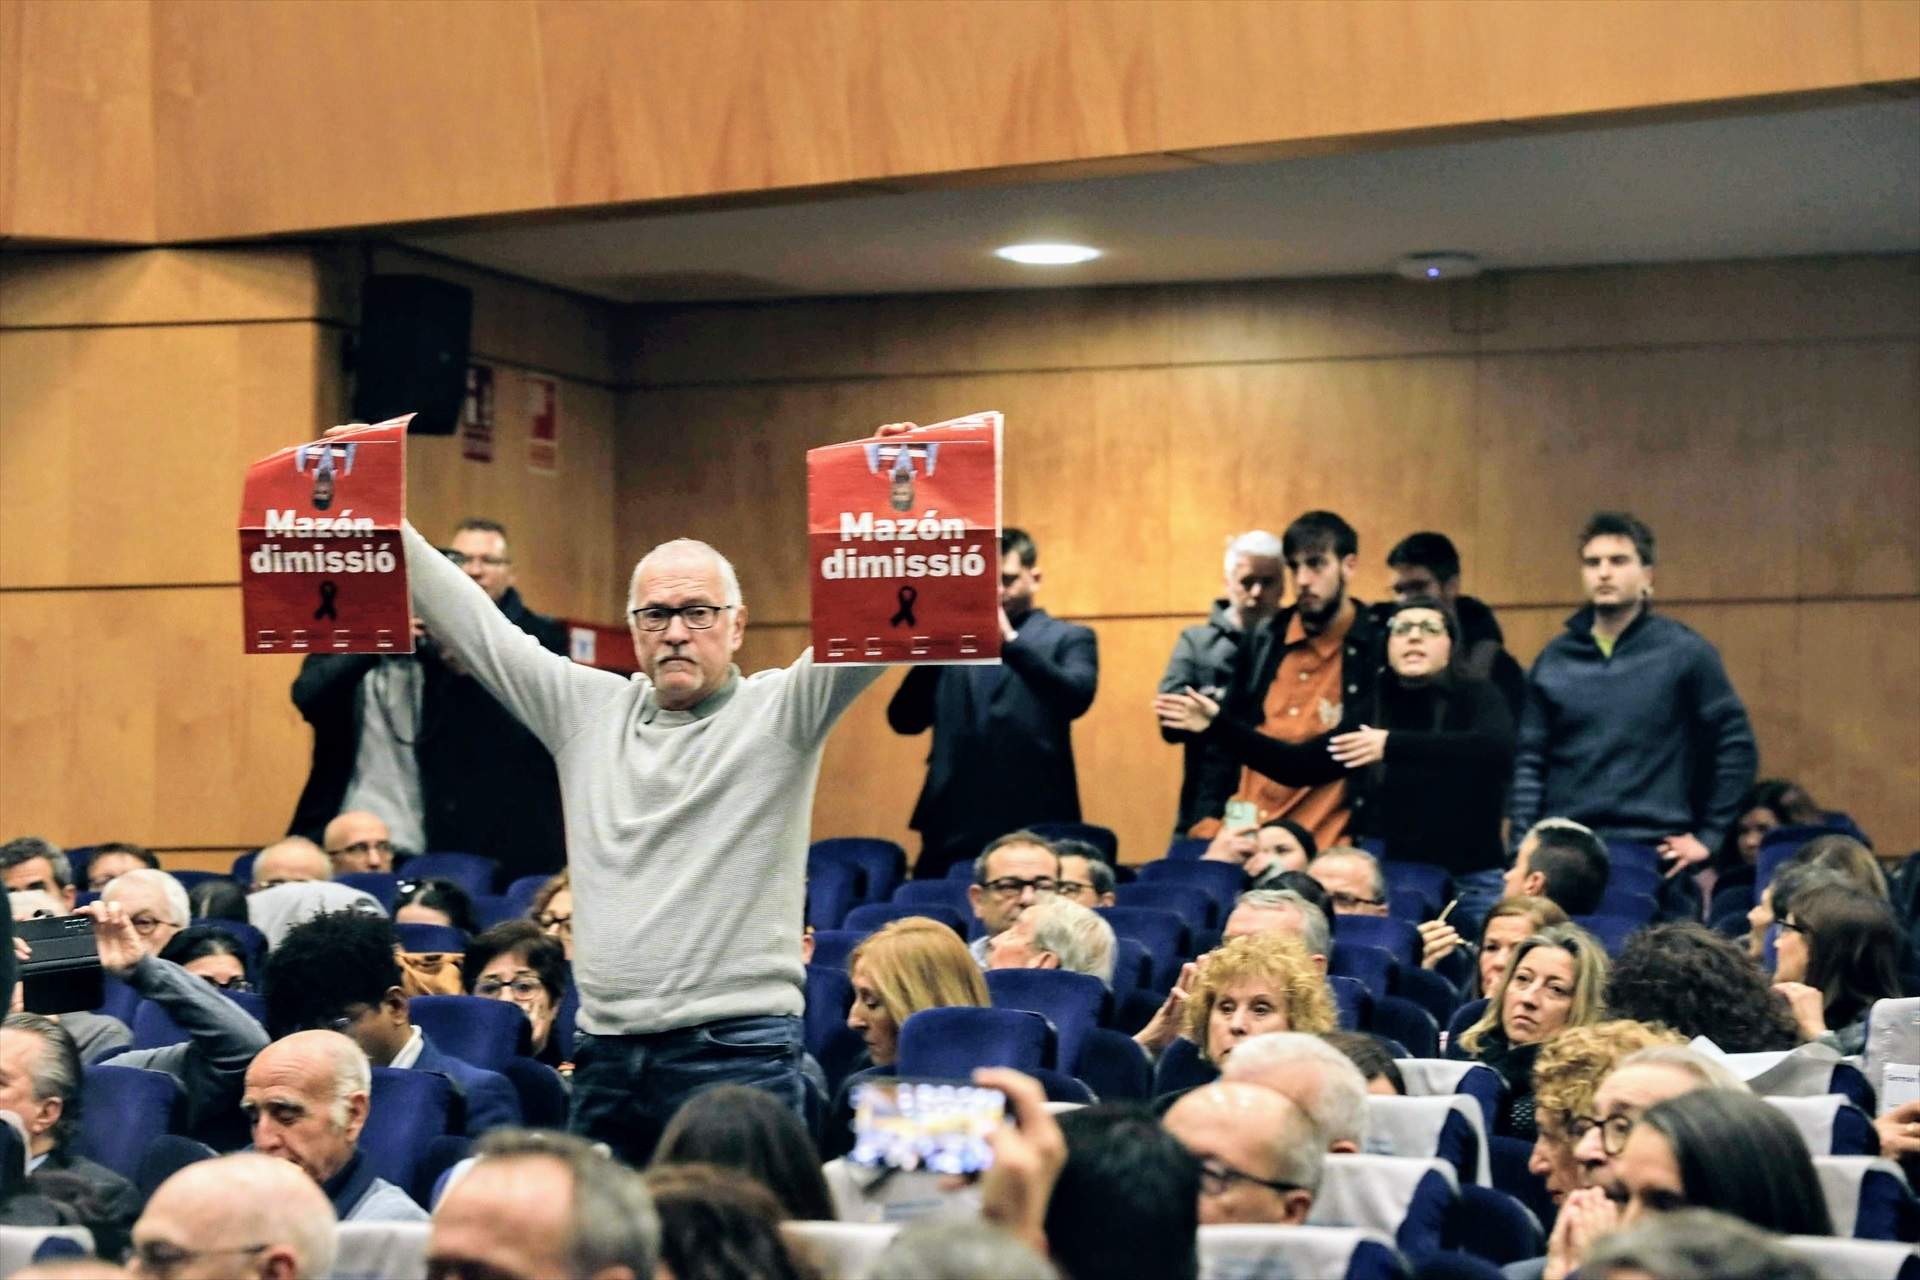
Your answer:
[1157,596,1516,929]
[654,1084,836,1221]
[1606,923,1801,1053]
[159,925,252,991]
[461,920,569,1068]
[394,877,477,935]
[1771,883,1905,1053]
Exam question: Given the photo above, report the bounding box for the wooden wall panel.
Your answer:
[622,255,1920,859]
[0,248,333,329]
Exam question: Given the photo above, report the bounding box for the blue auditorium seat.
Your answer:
[1333,915,1422,969]
[365,1068,456,1197]
[1444,999,1488,1058]
[498,1057,569,1128]
[1443,1184,1544,1265]
[230,849,259,884]
[1112,937,1152,1006]
[985,968,1108,1075]
[896,1007,1056,1074]
[1370,996,1440,1060]
[810,838,906,904]
[1153,1036,1220,1097]
[401,853,499,897]
[1114,881,1217,931]
[1077,1027,1152,1101]
[77,1064,179,1180]
[804,963,866,1092]
[891,879,973,916]
[408,995,531,1071]
[552,984,578,1061]
[395,923,468,953]
[809,929,865,972]
[1095,907,1191,991]
[1330,975,1375,1032]
[842,902,967,938]
[502,874,549,916]
[1332,941,1400,996]
[337,872,398,912]
[1392,966,1461,1026]
[1165,837,1212,862]
[1380,861,1449,919]
[805,858,861,931]
[1137,860,1244,917]
[1570,913,1644,956]
[1311,1154,1459,1261]
[1028,822,1117,861]
[471,894,518,929]
[130,989,266,1050]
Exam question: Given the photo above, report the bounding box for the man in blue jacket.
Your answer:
[1509,512,1757,880]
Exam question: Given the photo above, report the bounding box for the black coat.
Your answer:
[1207,672,1514,875]
[287,587,569,879]
[888,608,1098,876]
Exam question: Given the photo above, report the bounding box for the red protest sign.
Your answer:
[808,412,1002,665]
[239,417,411,655]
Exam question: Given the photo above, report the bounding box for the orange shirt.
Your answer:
[1230,599,1355,849]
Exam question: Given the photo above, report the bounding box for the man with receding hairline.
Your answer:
[1163,1081,1322,1226]
[133,1153,337,1280]
[322,811,393,875]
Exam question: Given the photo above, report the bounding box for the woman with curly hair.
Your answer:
[1457,924,1610,1138]
[1606,923,1800,1053]
[1528,1019,1683,1206]
[1185,932,1337,1067]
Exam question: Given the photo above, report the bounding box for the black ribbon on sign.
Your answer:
[313,580,340,621]
[889,585,918,628]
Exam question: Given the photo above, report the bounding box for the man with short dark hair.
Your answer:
[889,527,1099,880]
[263,911,520,1135]
[288,517,570,878]
[1510,512,1756,879]
[1384,531,1524,717]
[1189,511,1380,851]
[428,1128,661,1280]
[0,839,75,914]
[967,832,1062,967]
[1048,1103,1201,1280]
[1053,839,1116,909]
[83,842,159,892]
[1503,818,1611,917]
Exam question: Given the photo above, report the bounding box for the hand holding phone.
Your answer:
[848,1078,1006,1175]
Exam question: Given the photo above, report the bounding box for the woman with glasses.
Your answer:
[1156,596,1516,931]
[462,920,570,1069]
[1528,1019,1684,1210]
[159,925,254,993]
[1769,882,1904,1053]
[527,869,574,960]
[1455,924,1609,1138]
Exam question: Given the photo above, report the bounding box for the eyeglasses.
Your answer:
[201,975,251,993]
[627,603,733,632]
[1197,1157,1307,1199]
[476,975,546,1000]
[981,876,1058,898]
[1388,617,1448,638]
[128,914,170,936]
[1778,917,1809,935]
[298,1012,359,1035]
[1056,880,1090,897]
[446,551,510,568]
[1330,891,1384,910]
[130,1241,268,1278]
[1567,1112,1637,1156]
[536,912,572,933]
[332,838,393,857]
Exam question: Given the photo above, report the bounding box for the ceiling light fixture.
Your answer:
[1394,252,1482,282]
[995,242,1102,266]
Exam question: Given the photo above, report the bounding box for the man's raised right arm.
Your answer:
[401,521,621,749]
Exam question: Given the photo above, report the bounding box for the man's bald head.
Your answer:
[1163,1081,1322,1225]
[136,1153,337,1280]
[322,812,392,874]
[251,838,330,891]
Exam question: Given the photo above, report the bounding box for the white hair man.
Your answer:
[244,1030,426,1222]
[133,1152,338,1280]
[250,837,332,892]
[1163,1080,1321,1225]
[986,896,1117,985]
[1222,1031,1370,1153]
[1308,847,1390,917]
[101,868,191,952]
[1157,530,1285,836]
[429,1128,660,1280]
[1223,889,1331,973]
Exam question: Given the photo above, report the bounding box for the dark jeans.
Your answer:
[569,1013,807,1167]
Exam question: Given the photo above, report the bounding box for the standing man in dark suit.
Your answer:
[287,517,570,880]
[889,527,1099,879]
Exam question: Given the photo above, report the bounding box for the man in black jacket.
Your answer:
[1510,512,1757,880]
[1157,530,1285,837]
[889,527,1099,879]
[1383,531,1526,720]
[286,518,569,880]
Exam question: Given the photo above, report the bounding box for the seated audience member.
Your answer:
[159,925,252,991]
[244,1030,427,1222]
[967,831,1062,965]
[652,1084,834,1221]
[1716,779,1823,881]
[8,896,131,1064]
[1501,819,1610,917]
[249,837,331,891]
[1580,1208,1817,1280]
[82,843,159,893]
[1266,869,1334,922]
[263,911,521,1135]
[1202,819,1319,891]
[527,868,573,960]
[986,896,1117,986]
[395,876,478,934]
[1163,1081,1319,1225]
[323,810,396,875]
[1160,596,1515,924]
[99,868,190,952]
[644,1163,817,1280]
[1770,883,1904,1053]
[1569,1043,1748,1190]
[1322,1029,1405,1095]
[133,1153,337,1280]
[1188,933,1338,1069]
[1383,531,1526,714]
[1792,831,1891,899]
[1,838,77,913]
[1049,1102,1201,1280]
[1221,1030,1369,1152]
[1302,847,1390,917]
[828,918,990,1158]
[246,878,388,951]
[1546,1089,1830,1280]
[1420,894,1569,997]
[1528,1020,1683,1209]
[1744,861,1844,963]
[1454,924,1609,1137]
[1605,923,1800,1052]
[865,1218,1061,1280]
[1223,889,1331,962]
[189,878,250,923]
[1052,838,1116,909]
[428,1129,659,1280]
[462,920,569,1068]
[0,1015,141,1255]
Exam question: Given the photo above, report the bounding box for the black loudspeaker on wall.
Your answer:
[351,274,474,436]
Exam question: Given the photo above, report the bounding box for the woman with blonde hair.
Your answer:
[1186,932,1337,1067]
[1457,923,1610,1138]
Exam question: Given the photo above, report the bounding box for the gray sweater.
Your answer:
[402,523,881,1035]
